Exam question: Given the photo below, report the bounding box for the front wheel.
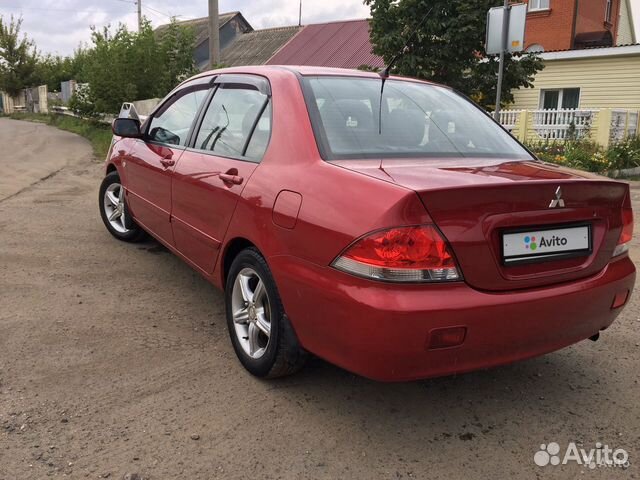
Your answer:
[225,248,307,378]
[99,171,146,242]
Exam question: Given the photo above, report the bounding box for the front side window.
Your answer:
[302,76,533,161]
[195,84,270,161]
[528,0,550,11]
[148,88,209,146]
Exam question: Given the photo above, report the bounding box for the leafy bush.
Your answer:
[527,137,640,175]
[565,141,612,172]
[526,141,566,164]
[68,84,99,119]
[606,136,640,171]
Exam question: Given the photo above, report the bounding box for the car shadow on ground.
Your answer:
[262,346,612,455]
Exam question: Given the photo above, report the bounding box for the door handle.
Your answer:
[219,173,244,185]
[160,159,175,168]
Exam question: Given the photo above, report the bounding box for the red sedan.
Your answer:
[99,66,635,381]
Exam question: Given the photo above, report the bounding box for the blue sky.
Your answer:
[0,0,638,56]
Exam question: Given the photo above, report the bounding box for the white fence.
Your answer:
[611,110,639,143]
[498,110,521,132]
[531,109,597,140]
[496,108,640,146]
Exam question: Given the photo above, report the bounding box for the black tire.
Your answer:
[99,171,147,242]
[225,248,307,378]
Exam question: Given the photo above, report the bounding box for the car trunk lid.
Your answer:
[332,159,628,291]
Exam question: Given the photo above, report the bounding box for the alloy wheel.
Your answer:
[231,268,272,359]
[103,182,129,234]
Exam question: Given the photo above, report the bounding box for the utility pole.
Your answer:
[493,0,510,121]
[298,0,302,27]
[137,0,142,32]
[209,0,220,69]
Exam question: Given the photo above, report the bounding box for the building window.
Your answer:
[605,0,613,23]
[528,0,550,11]
[540,88,581,110]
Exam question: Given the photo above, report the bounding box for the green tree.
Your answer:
[0,15,39,96]
[365,0,544,109]
[34,50,88,92]
[78,19,196,115]
[157,19,198,94]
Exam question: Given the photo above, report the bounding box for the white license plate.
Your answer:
[502,225,591,265]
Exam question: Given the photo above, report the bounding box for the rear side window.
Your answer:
[245,102,272,161]
[195,85,271,162]
[148,88,209,146]
[302,76,533,161]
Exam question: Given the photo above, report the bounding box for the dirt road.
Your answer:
[1,118,639,479]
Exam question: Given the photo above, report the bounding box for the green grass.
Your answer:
[5,113,113,160]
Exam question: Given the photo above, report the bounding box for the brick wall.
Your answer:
[521,0,622,51]
[523,0,578,51]
[575,0,620,38]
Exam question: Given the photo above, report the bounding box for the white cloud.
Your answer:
[0,0,371,56]
[230,0,370,28]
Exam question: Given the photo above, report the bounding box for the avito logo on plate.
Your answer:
[524,236,537,250]
[524,235,570,251]
[504,225,589,264]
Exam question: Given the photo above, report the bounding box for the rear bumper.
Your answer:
[270,255,636,382]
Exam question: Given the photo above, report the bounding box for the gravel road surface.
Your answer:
[1,118,639,479]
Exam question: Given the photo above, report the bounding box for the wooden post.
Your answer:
[137,0,142,32]
[209,0,220,69]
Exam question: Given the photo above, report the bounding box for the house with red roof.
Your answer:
[156,13,383,71]
[266,19,383,69]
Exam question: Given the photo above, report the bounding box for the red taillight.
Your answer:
[619,208,634,245]
[613,194,633,258]
[332,225,461,282]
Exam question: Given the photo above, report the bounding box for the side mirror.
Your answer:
[112,118,142,138]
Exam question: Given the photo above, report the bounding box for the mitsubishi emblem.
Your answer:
[549,186,565,208]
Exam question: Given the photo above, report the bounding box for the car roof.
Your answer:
[189,65,439,86]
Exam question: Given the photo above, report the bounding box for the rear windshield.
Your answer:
[301,76,533,161]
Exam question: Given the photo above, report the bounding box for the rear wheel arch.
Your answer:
[222,238,258,287]
[224,243,307,378]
